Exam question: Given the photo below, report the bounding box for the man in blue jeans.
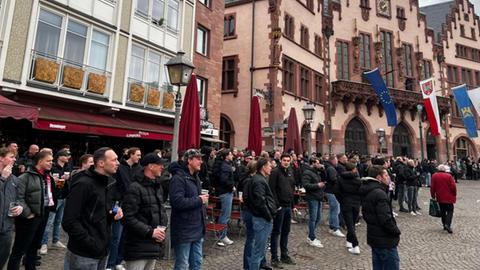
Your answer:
[323,156,345,237]
[268,153,296,268]
[302,158,325,248]
[169,149,208,270]
[360,165,401,270]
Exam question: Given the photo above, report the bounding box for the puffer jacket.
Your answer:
[62,167,117,259]
[0,175,19,233]
[324,161,338,194]
[360,177,401,249]
[302,164,324,201]
[123,171,168,260]
[336,171,362,208]
[215,160,235,196]
[17,169,54,218]
[169,161,205,246]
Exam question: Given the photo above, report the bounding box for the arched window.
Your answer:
[315,127,323,154]
[220,115,234,148]
[426,128,437,160]
[345,118,368,155]
[392,123,412,157]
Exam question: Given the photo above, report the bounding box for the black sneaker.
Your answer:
[271,259,284,269]
[399,208,409,213]
[281,256,297,265]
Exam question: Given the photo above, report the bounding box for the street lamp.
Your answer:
[417,104,424,160]
[302,102,315,156]
[323,19,334,155]
[445,113,451,161]
[376,128,386,154]
[166,51,195,161]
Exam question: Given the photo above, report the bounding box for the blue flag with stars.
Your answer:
[452,84,478,138]
[363,68,397,126]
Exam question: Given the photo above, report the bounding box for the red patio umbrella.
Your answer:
[178,73,200,152]
[247,96,262,155]
[285,107,303,154]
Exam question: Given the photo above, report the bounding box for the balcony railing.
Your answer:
[332,80,450,116]
[28,50,112,98]
[127,78,175,111]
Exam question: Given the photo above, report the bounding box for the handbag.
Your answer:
[429,199,441,218]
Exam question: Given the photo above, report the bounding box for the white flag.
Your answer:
[467,87,480,115]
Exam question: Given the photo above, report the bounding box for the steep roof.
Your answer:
[420,1,455,42]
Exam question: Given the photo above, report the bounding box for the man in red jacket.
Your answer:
[430,165,457,233]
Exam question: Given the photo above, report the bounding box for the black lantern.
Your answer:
[166,51,195,86]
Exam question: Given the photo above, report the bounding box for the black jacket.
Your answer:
[302,164,324,201]
[51,162,71,200]
[324,161,338,194]
[336,162,347,174]
[62,167,117,259]
[123,171,168,260]
[169,161,205,246]
[215,160,235,196]
[336,171,362,208]
[268,166,295,207]
[244,173,277,222]
[403,165,419,186]
[393,161,406,184]
[360,177,401,248]
[17,169,56,218]
[115,160,142,199]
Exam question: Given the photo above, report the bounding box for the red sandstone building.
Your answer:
[220,0,480,161]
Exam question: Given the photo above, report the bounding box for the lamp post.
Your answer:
[445,113,451,161]
[376,128,386,154]
[417,104,425,160]
[302,102,315,156]
[323,18,334,155]
[166,51,195,161]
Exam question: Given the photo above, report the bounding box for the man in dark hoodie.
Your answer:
[107,147,142,270]
[360,165,401,270]
[336,162,362,255]
[62,147,123,270]
[302,157,325,248]
[268,153,296,267]
[169,149,208,270]
[323,155,345,237]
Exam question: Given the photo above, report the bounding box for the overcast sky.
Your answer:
[419,0,480,14]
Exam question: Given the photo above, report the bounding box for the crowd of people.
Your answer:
[0,141,461,270]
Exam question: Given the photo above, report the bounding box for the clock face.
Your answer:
[377,0,391,16]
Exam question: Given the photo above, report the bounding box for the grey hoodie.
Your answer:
[0,174,19,233]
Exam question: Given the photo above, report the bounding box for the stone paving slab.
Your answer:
[36,181,480,270]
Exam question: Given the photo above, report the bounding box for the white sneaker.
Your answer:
[220,236,234,245]
[115,265,126,270]
[307,238,324,248]
[410,211,417,216]
[355,222,361,227]
[39,244,48,255]
[291,219,298,224]
[52,241,66,248]
[348,246,361,255]
[392,211,398,217]
[346,241,353,248]
[216,241,226,247]
[329,229,346,237]
[415,211,422,215]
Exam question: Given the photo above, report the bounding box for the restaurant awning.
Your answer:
[0,95,39,124]
[34,106,173,141]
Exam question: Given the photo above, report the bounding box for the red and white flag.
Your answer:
[419,78,441,136]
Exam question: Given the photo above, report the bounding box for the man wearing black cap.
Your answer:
[122,153,168,270]
[169,149,208,270]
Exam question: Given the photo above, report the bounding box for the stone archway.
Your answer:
[392,123,412,157]
[344,118,368,155]
[220,114,234,148]
[426,128,437,160]
[453,136,477,160]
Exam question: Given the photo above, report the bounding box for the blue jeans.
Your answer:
[173,238,203,270]
[270,207,291,260]
[307,200,322,241]
[42,198,65,245]
[325,193,340,230]
[425,173,431,186]
[242,211,267,270]
[64,250,107,270]
[372,247,400,270]
[107,221,124,267]
[249,216,273,270]
[218,192,233,239]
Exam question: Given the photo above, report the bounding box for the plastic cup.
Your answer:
[57,179,65,188]
[238,191,243,200]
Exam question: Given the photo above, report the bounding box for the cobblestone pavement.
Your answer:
[37,181,480,270]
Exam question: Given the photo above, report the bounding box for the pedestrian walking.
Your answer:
[431,165,457,233]
[8,150,54,270]
[122,152,169,270]
[393,158,408,213]
[169,149,208,270]
[62,147,123,270]
[323,155,345,237]
[243,158,277,270]
[360,165,401,270]
[268,153,296,268]
[0,147,23,269]
[404,160,420,216]
[302,158,325,248]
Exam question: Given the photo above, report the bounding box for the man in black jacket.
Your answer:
[302,158,325,248]
[62,147,123,270]
[324,155,345,237]
[268,153,296,268]
[123,152,168,270]
[360,165,401,270]
[244,158,277,270]
[393,157,408,212]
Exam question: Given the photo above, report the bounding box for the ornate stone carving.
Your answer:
[374,42,383,66]
[415,52,424,81]
[396,47,405,80]
[361,6,371,21]
[352,36,361,74]
[398,18,406,31]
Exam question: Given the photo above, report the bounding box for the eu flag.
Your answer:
[452,84,478,138]
[363,68,397,126]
